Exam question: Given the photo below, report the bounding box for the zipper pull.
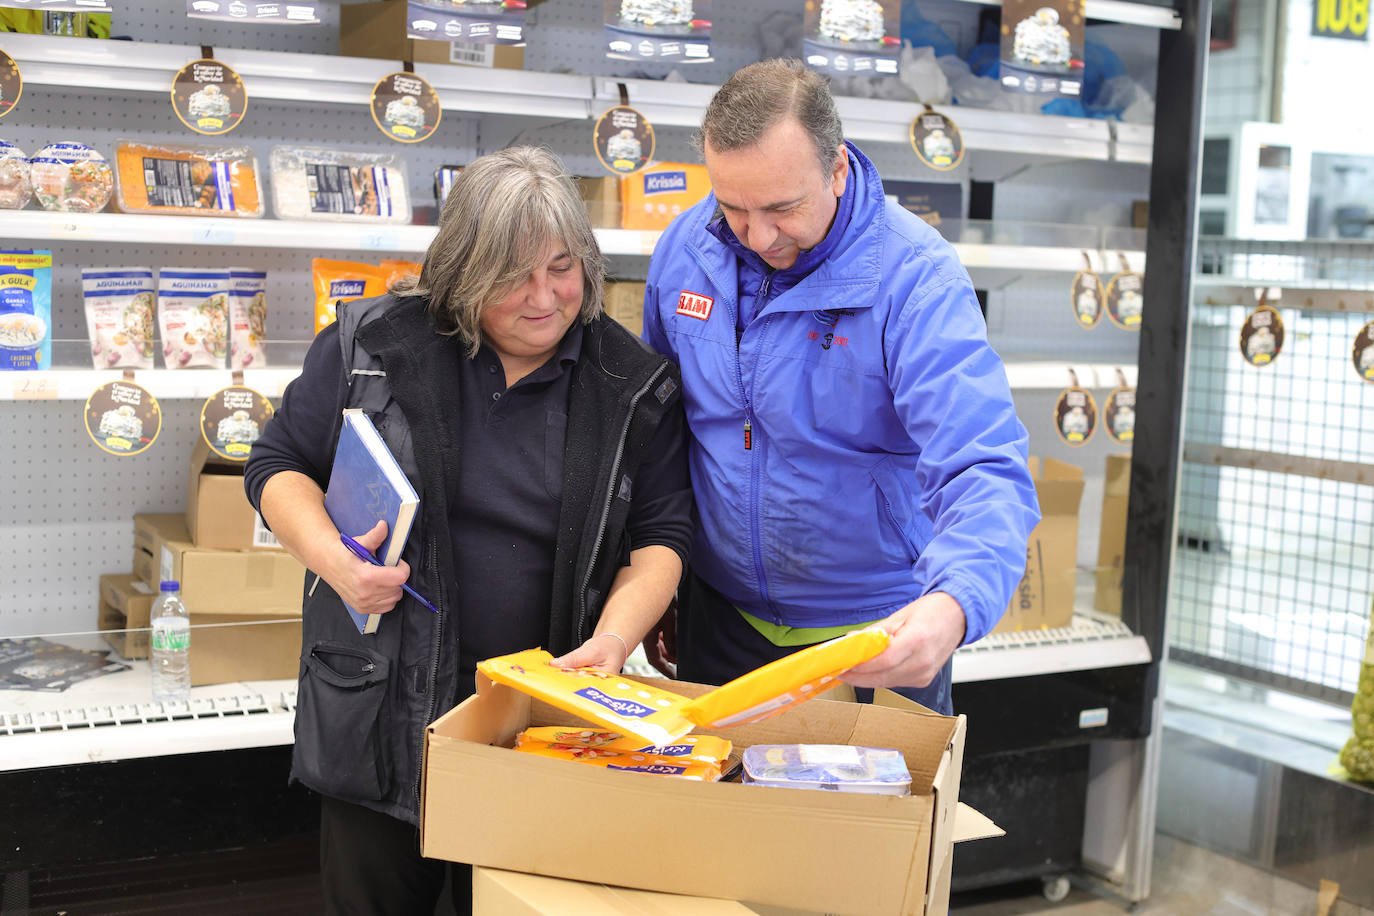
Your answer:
[744,419,752,450]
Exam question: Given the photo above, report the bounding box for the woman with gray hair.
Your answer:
[245,145,691,915]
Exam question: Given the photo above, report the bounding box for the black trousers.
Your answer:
[319,794,472,916]
[677,571,954,715]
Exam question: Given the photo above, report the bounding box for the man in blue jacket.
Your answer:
[642,59,1041,714]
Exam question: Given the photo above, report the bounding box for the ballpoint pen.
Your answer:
[339,532,440,614]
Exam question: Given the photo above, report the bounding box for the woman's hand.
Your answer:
[326,520,411,615]
[550,632,630,673]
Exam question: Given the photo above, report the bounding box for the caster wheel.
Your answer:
[1042,875,1071,903]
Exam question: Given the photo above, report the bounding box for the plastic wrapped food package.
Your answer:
[228,267,267,368]
[742,744,912,795]
[81,267,156,369]
[311,258,392,334]
[30,142,113,213]
[270,146,411,223]
[113,140,263,217]
[0,141,33,210]
[515,727,732,765]
[434,164,463,205]
[158,268,230,368]
[0,250,53,370]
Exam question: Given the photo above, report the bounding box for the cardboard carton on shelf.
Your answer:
[98,573,155,659]
[993,456,1085,634]
[603,280,645,334]
[186,437,279,552]
[422,675,1001,916]
[1094,453,1132,616]
[577,175,621,230]
[339,0,525,70]
[132,513,305,615]
[186,615,301,687]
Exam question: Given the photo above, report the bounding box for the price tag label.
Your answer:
[360,231,399,251]
[193,226,236,245]
[11,375,58,399]
[48,219,94,239]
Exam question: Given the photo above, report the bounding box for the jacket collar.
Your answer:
[686,141,885,313]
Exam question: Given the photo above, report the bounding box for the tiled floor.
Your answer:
[950,834,1374,916]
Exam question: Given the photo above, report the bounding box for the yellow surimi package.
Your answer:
[516,726,732,764]
[514,740,723,781]
[680,628,891,729]
[477,649,695,746]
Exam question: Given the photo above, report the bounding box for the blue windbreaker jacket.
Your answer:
[643,142,1041,644]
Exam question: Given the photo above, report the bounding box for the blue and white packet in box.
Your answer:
[0,250,54,370]
[741,744,912,795]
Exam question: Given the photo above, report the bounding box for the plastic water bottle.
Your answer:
[150,580,191,704]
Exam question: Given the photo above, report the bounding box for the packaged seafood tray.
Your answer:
[271,146,411,223]
[741,744,912,795]
[113,141,263,218]
[30,142,113,213]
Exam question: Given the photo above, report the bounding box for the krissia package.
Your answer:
[228,268,267,368]
[312,258,391,334]
[81,267,156,369]
[679,628,890,729]
[515,740,723,781]
[477,649,695,746]
[515,726,732,764]
[158,267,230,368]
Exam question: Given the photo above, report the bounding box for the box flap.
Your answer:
[1041,456,1084,482]
[952,803,1004,843]
[474,866,755,914]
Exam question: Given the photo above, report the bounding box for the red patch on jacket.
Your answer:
[676,291,714,321]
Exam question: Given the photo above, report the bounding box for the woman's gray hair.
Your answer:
[395,146,605,356]
[695,59,844,177]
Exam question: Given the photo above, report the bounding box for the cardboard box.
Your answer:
[188,615,301,686]
[340,0,524,69]
[603,281,645,334]
[577,176,621,230]
[98,573,155,659]
[422,676,1001,916]
[1093,454,1131,617]
[474,867,755,914]
[133,513,305,615]
[133,512,183,586]
[620,163,711,231]
[186,438,278,551]
[994,457,1085,634]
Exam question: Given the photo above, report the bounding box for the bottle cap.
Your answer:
[159,580,180,592]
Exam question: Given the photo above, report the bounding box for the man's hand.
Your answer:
[641,599,678,678]
[842,592,967,689]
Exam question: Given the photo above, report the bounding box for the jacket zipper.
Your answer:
[576,362,669,643]
[414,535,443,809]
[739,273,776,617]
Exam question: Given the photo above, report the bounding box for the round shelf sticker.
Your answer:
[0,50,22,119]
[1104,386,1136,445]
[85,379,162,456]
[1353,320,1374,382]
[200,385,274,461]
[909,110,964,172]
[594,105,654,175]
[1240,305,1283,367]
[1071,269,1104,329]
[371,72,441,144]
[172,59,247,135]
[1106,271,1144,330]
[1054,387,1097,446]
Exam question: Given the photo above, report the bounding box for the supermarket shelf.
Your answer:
[1193,279,1374,312]
[6,360,1134,400]
[946,0,1181,29]
[952,613,1152,683]
[0,665,296,772]
[0,212,1148,273]
[0,209,437,253]
[3,33,592,119]
[5,367,302,401]
[596,76,1151,164]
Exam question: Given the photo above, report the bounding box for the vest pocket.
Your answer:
[295,642,390,801]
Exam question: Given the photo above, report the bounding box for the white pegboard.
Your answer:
[108,0,342,54]
[0,398,201,633]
